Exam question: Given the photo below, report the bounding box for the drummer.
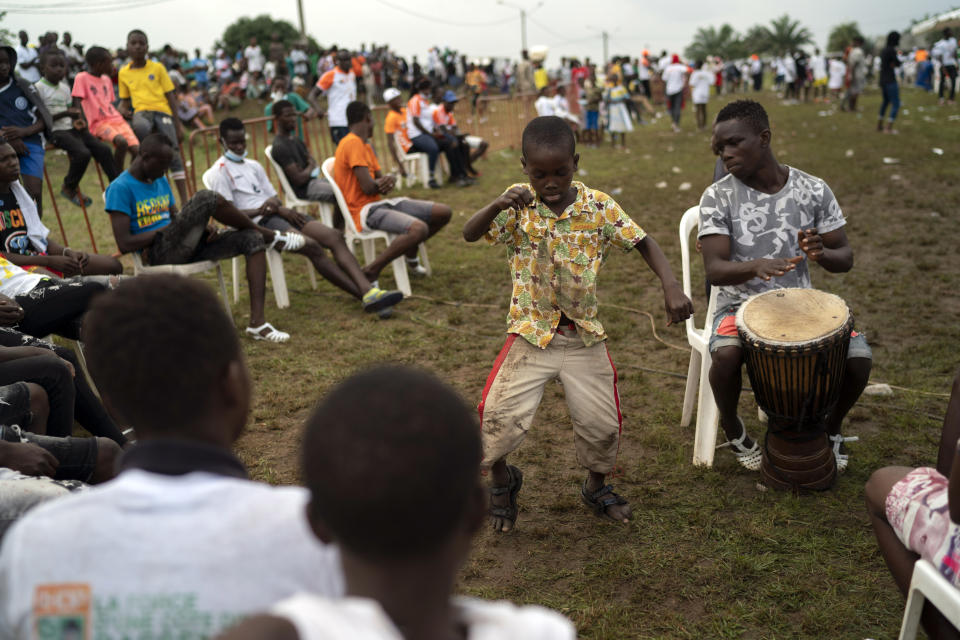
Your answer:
[698,99,872,473]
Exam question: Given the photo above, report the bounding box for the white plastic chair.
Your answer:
[679,205,720,467]
[201,166,312,310]
[392,134,429,189]
[321,157,431,297]
[898,560,960,639]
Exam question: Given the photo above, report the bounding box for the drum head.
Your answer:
[737,288,850,344]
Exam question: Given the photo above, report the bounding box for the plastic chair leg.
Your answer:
[232,257,240,303]
[391,255,412,297]
[418,157,429,187]
[265,249,289,309]
[692,348,720,467]
[681,348,701,428]
[362,239,377,266]
[898,561,960,640]
[318,203,334,228]
[305,258,318,289]
[418,244,432,275]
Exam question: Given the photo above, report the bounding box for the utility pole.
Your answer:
[520,8,527,51]
[602,30,609,65]
[296,0,306,36]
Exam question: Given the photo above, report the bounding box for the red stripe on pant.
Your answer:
[477,334,518,426]
[605,344,624,476]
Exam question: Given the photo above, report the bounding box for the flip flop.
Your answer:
[61,188,92,207]
[489,464,523,532]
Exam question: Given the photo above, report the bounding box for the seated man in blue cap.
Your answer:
[429,87,473,187]
[433,89,488,179]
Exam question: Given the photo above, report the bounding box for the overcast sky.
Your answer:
[8,0,954,62]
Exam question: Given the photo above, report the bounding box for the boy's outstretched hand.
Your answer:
[663,282,694,326]
[493,186,534,212]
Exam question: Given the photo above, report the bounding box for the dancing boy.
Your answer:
[463,116,693,532]
[698,100,872,472]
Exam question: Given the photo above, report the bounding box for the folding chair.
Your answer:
[201,166,313,310]
[679,205,721,467]
[898,560,960,640]
[321,157,430,297]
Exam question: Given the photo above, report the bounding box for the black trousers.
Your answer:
[48,129,120,190]
[14,279,107,341]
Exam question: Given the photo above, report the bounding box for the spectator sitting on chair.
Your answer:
[0,45,52,215]
[382,88,412,183]
[307,49,356,146]
[429,87,472,187]
[72,46,140,173]
[405,78,443,189]
[434,90,488,178]
[213,116,403,315]
[0,140,121,278]
[866,368,960,640]
[333,101,451,282]
[33,50,119,209]
[0,275,345,637]
[105,133,300,343]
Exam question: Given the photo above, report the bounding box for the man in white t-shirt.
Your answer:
[243,37,265,74]
[935,28,958,103]
[0,275,345,640]
[662,54,688,132]
[219,367,576,640]
[810,48,828,102]
[307,49,356,146]
[13,32,40,84]
[689,62,713,130]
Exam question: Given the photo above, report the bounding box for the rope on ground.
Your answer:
[407,294,500,309]
[868,383,951,398]
[597,302,689,353]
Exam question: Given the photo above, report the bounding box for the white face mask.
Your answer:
[223,148,248,162]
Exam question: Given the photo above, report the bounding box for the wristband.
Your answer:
[310,167,320,179]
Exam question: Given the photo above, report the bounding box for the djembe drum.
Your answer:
[735,288,854,492]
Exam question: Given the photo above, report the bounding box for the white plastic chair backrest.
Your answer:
[201,165,217,190]
[263,145,301,202]
[320,157,363,235]
[678,205,701,337]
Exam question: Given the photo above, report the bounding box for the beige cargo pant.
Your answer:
[478,326,622,474]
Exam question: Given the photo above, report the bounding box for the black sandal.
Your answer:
[581,481,630,522]
[489,465,523,530]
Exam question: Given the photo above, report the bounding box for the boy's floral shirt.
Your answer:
[484,181,645,348]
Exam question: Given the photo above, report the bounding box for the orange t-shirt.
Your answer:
[352,55,365,77]
[433,104,456,127]
[334,132,381,230]
[384,108,412,152]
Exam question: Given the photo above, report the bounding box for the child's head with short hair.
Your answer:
[40,49,67,84]
[84,274,246,439]
[85,46,113,76]
[126,29,148,63]
[346,100,372,133]
[714,99,769,135]
[302,366,483,561]
[520,116,579,207]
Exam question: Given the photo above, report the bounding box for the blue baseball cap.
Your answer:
[443,90,459,103]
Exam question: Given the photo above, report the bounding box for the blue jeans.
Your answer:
[879,82,900,121]
[410,133,439,174]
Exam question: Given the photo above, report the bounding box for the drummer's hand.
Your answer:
[752,256,803,281]
[798,229,824,262]
[663,282,694,326]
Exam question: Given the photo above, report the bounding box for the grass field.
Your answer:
[44,85,960,638]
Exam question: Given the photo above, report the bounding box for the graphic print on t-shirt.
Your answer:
[0,191,30,254]
[33,583,91,640]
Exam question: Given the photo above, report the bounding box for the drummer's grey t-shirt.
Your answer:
[698,166,846,312]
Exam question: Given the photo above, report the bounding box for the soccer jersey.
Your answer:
[697,167,846,312]
[0,256,45,297]
[72,71,123,130]
[432,104,456,127]
[0,80,41,147]
[104,170,173,235]
[405,93,435,135]
[118,60,175,114]
[209,155,277,219]
[316,68,356,127]
[34,78,73,132]
[333,132,381,230]
[383,108,412,153]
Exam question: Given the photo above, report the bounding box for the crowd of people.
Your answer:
[0,20,957,640]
